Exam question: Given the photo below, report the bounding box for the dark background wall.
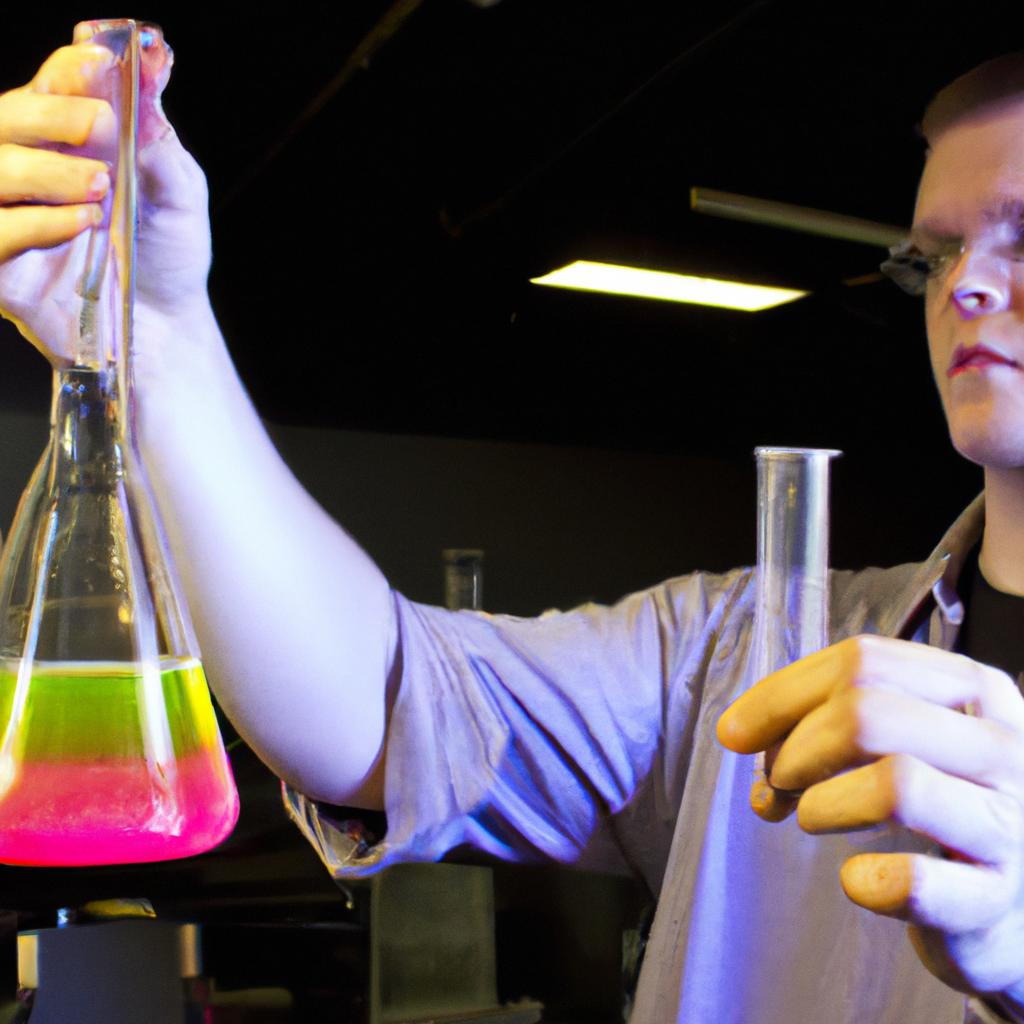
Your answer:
[0,391,981,621]
[0,2,997,616]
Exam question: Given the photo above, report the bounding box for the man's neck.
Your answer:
[980,467,1024,596]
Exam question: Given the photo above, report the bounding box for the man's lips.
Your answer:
[948,343,1022,378]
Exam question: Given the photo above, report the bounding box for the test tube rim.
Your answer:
[754,446,842,460]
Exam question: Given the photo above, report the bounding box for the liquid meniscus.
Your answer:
[0,658,239,866]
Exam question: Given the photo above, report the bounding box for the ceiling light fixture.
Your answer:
[530,260,809,312]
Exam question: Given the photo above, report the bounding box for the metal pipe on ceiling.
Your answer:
[690,187,906,248]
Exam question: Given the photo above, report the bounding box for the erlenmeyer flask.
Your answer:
[0,19,239,865]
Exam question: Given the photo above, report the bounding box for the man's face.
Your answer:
[914,99,1024,469]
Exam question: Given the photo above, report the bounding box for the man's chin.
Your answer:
[941,385,1024,468]
[950,423,1024,470]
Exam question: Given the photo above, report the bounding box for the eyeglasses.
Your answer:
[879,238,965,297]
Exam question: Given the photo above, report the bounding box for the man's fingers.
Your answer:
[769,688,1024,793]
[750,771,799,822]
[718,635,1024,756]
[840,851,916,917]
[841,852,1016,933]
[0,89,114,150]
[798,754,1024,864]
[0,144,109,205]
[30,44,114,98]
[717,642,844,753]
[0,204,101,263]
[0,43,116,150]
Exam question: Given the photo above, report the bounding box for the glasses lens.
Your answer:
[880,239,929,296]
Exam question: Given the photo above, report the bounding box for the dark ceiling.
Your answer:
[0,2,1014,475]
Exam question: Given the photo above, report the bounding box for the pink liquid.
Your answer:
[0,660,239,866]
[0,750,239,866]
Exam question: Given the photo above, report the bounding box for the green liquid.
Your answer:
[0,658,222,760]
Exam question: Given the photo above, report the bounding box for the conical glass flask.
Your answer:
[0,19,239,865]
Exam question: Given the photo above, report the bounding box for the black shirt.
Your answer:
[955,545,1024,686]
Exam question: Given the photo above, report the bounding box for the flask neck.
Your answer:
[71,19,137,375]
[49,367,127,487]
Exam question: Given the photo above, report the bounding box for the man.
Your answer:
[0,30,1022,1024]
[716,52,1024,1020]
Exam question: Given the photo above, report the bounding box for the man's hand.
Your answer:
[717,635,1024,1005]
[0,29,212,367]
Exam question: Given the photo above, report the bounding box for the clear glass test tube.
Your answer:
[749,447,839,820]
[752,446,840,681]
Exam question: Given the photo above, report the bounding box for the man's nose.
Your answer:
[946,251,1011,318]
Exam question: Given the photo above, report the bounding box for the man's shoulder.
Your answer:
[830,561,926,639]
[594,565,757,640]
[501,565,755,627]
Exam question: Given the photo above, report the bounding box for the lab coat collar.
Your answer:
[881,492,984,641]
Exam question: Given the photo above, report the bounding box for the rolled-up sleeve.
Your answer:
[285,569,750,880]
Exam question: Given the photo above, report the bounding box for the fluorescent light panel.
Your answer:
[530,260,809,312]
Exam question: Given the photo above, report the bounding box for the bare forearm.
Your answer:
[133,302,394,809]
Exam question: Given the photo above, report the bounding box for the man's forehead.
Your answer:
[914,108,1024,231]
[927,102,1024,165]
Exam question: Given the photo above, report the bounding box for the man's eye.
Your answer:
[880,240,963,296]
[881,242,937,295]
[918,248,959,275]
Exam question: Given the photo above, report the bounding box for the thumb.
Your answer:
[138,127,209,215]
[138,24,175,149]
[133,30,208,215]
[69,20,175,149]
[750,745,799,822]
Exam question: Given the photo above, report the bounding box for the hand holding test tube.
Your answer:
[719,457,1024,1005]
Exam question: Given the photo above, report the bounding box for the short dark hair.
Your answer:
[922,51,1024,144]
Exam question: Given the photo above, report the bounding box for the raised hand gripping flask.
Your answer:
[0,20,238,865]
